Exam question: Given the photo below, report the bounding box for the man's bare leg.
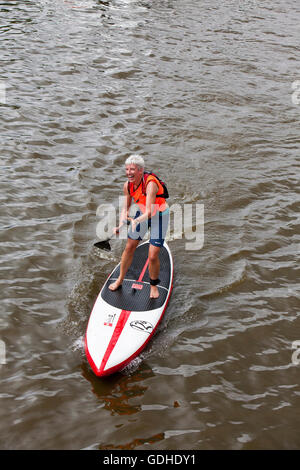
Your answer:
[148,244,161,299]
[109,238,139,291]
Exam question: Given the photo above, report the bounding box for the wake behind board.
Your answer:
[85,241,173,377]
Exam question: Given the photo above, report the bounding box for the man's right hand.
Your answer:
[113,218,132,235]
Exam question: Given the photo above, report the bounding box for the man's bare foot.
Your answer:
[150,285,159,299]
[109,279,122,291]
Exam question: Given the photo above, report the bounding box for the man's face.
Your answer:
[125,164,143,185]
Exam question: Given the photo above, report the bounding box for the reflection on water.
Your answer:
[82,361,154,416]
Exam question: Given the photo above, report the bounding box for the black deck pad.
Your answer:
[101,243,171,311]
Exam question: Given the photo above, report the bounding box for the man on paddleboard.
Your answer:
[109,155,169,299]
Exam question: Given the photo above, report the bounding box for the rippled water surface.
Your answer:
[1,0,300,450]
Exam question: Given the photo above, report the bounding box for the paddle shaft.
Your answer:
[94,219,132,250]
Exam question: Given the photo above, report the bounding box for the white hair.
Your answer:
[125,154,145,169]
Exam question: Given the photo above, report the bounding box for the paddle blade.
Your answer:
[94,240,111,251]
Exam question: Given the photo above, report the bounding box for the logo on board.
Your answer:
[104,313,116,327]
[130,320,154,334]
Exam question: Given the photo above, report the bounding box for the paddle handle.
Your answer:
[115,218,131,234]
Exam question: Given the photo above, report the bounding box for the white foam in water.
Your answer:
[121,355,144,375]
[72,335,85,353]
[94,248,119,263]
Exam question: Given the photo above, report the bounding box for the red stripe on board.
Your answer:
[137,257,149,282]
[99,310,131,374]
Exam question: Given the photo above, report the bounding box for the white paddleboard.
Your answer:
[85,241,173,377]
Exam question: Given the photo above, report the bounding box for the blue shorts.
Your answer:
[128,207,170,248]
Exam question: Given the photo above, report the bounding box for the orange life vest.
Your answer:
[128,173,167,214]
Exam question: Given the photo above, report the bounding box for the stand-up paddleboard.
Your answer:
[85,241,173,377]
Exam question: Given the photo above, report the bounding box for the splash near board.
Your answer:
[85,241,173,377]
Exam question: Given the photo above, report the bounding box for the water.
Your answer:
[1,0,300,450]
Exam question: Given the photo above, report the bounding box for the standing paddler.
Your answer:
[109,155,169,299]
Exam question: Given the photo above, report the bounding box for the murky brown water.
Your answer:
[1,0,300,450]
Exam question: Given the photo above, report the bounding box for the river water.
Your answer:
[1,0,300,450]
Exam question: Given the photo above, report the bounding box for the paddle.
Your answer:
[94,219,132,251]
